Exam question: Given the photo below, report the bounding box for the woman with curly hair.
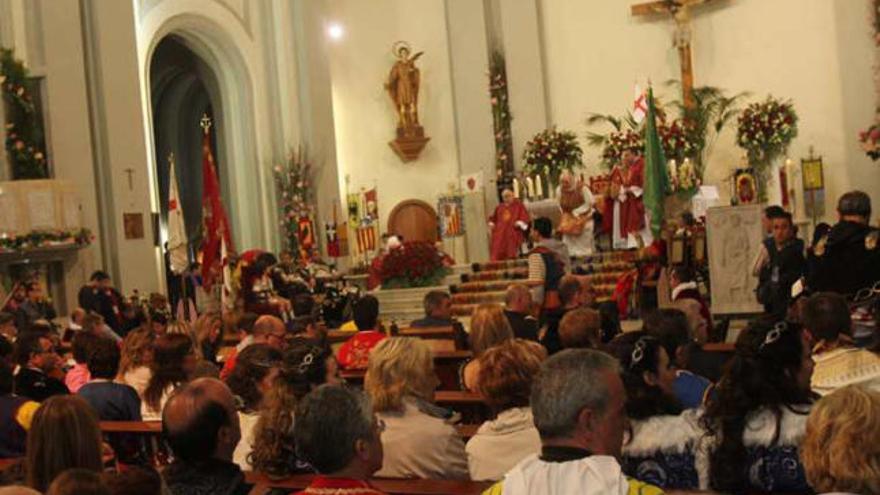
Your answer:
[609,331,701,489]
[700,318,815,492]
[140,333,196,420]
[801,385,880,494]
[116,326,155,397]
[249,340,340,478]
[226,344,282,469]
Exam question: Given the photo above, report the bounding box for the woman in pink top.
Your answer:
[65,331,101,393]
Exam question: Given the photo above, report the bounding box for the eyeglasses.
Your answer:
[852,281,880,304]
[759,321,788,352]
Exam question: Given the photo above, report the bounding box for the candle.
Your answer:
[526,177,535,198]
[668,159,677,179]
[513,178,520,198]
[535,175,544,198]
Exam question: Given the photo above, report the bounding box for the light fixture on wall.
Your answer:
[327,22,345,41]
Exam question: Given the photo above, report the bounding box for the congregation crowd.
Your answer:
[0,190,877,495]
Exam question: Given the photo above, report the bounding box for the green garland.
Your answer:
[0,228,92,253]
[1,48,48,179]
[489,51,514,184]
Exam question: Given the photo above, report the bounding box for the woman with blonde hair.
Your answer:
[366,337,468,480]
[461,304,514,391]
[192,312,223,365]
[801,385,880,494]
[116,326,155,397]
[25,395,104,492]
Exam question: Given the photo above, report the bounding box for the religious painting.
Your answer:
[801,158,824,191]
[437,196,465,238]
[706,205,763,314]
[123,213,145,240]
[733,169,757,205]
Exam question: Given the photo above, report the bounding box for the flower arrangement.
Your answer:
[489,51,514,179]
[659,119,697,164]
[736,96,798,200]
[273,148,315,255]
[1,48,49,179]
[668,158,701,194]
[601,129,643,167]
[522,127,584,187]
[859,123,880,161]
[0,228,92,253]
[379,241,451,289]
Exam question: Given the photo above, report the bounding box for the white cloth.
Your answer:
[611,189,653,249]
[233,411,260,470]
[140,384,177,421]
[623,409,703,457]
[466,407,541,481]
[235,335,254,353]
[498,454,633,495]
[670,281,699,302]
[375,397,469,480]
[118,366,152,398]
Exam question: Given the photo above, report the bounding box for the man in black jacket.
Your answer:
[12,332,68,402]
[756,212,805,318]
[503,283,539,341]
[808,191,880,296]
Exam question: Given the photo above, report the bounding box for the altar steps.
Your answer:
[449,251,640,318]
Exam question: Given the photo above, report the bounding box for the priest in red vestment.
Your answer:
[602,150,652,249]
[489,188,531,261]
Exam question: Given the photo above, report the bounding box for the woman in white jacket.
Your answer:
[466,339,546,481]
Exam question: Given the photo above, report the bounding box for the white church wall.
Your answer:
[539,0,879,223]
[323,0,462,245]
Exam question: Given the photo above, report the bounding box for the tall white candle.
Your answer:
[535,175,544,198]
[513,178,520,198]
[526,177,535,198]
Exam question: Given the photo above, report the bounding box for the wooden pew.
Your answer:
[434,391,490,424]
[245,472,491,495]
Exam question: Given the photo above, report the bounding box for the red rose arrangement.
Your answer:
[859,124,880,161]
[379,241,451,289]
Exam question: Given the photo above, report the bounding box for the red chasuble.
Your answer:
[489,199,530,261]
[601,158,647,238]
[295,476,387,495]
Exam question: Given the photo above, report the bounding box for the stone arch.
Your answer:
[139,11,268,252]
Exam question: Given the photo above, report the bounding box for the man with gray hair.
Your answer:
[808,190,879,295]
[484,349,662,495]
[292,385,386,495]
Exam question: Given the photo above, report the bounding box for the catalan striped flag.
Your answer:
[356,225,377,253]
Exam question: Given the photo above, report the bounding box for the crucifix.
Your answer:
[123,168,135,191]
[631,0,719,109]
[200,113,212,135]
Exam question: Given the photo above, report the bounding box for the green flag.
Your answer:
[643,87,668,238]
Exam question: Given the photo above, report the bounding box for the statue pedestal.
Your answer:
[389,125,430,162]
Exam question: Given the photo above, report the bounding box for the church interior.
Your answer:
[1,1,880,494]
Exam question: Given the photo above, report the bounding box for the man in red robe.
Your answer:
[489,188,530,261]
[602,150,651,249]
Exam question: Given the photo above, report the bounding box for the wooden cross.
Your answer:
[123,168,135,191]
[631,0,720,109]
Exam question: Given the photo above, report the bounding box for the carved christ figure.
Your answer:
[385,42,424,132]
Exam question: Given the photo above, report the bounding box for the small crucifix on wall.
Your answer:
[631,0,723,109]
[123,168,135,191]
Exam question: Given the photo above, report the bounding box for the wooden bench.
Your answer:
[244,472,491,495]
[435,390,490,424]
[341,350,471,391]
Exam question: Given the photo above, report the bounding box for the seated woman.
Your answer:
[609,332,701,489]
[642,309,713,409]
[140,333,197,420]
[461,304,514,391]
[250,340,341,477]
[242,251,293,320]
[116,326,155,397]
[193,312,223,366]
[700,318,816,493]
[225,344,283,470]
[366,337,468,480]
[466,339,545,481]
[801,385,880,495]
[25,395,105,492]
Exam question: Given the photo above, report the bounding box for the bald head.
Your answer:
[252,315,286,348]
[162,378,240,463]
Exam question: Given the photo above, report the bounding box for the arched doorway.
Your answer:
[387,199,439,243]
[150,35,223,251]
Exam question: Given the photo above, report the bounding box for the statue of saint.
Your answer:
[385,42,423,133]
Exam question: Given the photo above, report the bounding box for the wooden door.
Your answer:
[387,199,438,243]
